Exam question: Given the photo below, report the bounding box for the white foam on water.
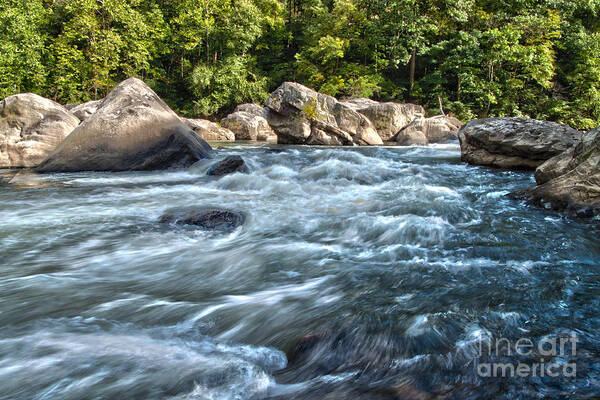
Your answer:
[0,328,285,400]
[2,145,596,399]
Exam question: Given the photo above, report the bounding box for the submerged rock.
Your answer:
[221,111,276,142]
[0,93,80,168]
[0,169,18,184]
[510,127,600,216]
[183,118,235,142]
[280,327,437,400]
[160,208,245,231]
[70,100,102,122]
[37,78,212,172]
[265,82,383,146]
[0,169,53,189]
[206,155,248,176]
[286,333,328,367]
[341,98,424,141]
[459,117,581,169]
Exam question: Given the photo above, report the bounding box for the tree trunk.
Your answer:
[206,25,210,63]
[93,66,98,100]
[482,62,495,118]
[457,69,462,102]
[409,47,416,99]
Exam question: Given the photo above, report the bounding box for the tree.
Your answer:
[0,0,598,129]
[0,0,48,98]
[47,0,166,102]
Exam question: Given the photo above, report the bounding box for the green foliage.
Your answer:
[190,55,268,116]
[301,97,321,120]
[0,0,598,127]
[45,0,166,102]
[0,0,47,98]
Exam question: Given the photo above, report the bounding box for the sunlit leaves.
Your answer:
[0,0,47,97]
[190,55,268,116]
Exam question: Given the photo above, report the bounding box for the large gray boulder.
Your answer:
[341,98,424,141]
[459,117,581,169]
[396,116,462,145]
[265,82,383,146]
[395,127,428,146]
[183,118,235,142]
[510,127,600,217]
[0,94,80,168]
[221,111,276,142]
[37,78,211,172]
[233,103,266,117]
[70,100,102,122]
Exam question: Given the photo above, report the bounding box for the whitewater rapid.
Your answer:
[1,144,599,399]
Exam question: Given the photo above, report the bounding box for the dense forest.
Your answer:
[1,0,599,129]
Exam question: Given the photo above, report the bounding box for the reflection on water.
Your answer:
[1,144,599,399]
[1,169,57,189]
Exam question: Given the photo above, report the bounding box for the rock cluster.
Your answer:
[510,127,600,216]
[0,79,472,170]
[264,82,383,146]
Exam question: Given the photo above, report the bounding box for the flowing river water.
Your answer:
[1,144,599,399]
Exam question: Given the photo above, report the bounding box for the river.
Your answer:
[1,144,599,399]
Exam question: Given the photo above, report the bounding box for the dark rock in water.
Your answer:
[286,333,326,366]
[509,126,600,217]
[160,208,245,231]
[282,328,399,380]
[459,117,581,170]
[278,329,435,400]
[36,77,212,172]
[281,331,346,381]
[268,147,287,153]
[207,155,248,176]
